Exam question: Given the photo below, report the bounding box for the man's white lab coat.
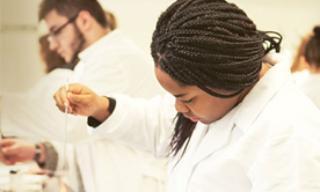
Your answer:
[91,60,320,192]
[1,68,75,140]
[1,30,166,192]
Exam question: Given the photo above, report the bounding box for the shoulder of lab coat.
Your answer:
[245,89,320,191]
[231,60,320,191]
[74,30,161,98]
[237,62,320,192]
[166,57,320,192]
[90,94,176,157]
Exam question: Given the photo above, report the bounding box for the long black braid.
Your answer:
[151,0,282,156]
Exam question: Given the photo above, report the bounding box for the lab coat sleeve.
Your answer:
[249,126,320,192]
[90,94,177,157]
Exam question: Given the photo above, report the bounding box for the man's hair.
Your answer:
[39,0,108,28]
[151,0,282,156]
[105,10,117,31]
[304,26,320,68]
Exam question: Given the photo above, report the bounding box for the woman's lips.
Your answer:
[183,114,200,122]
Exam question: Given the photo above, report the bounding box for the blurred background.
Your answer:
[0,0,319,93]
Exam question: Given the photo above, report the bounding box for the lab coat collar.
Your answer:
[78,29,121,63]
[168,114,238,192]
[233,59,291,133]
[191,105,240,164]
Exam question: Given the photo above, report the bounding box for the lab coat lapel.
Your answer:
[169,111,237,192]
[192,111,236,165]
[168,123,209,192]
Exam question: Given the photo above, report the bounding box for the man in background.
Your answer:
[0,0,166,191]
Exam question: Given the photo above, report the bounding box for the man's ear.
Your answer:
[75,10,92,32]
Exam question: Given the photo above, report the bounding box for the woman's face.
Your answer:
[155,66,245,124]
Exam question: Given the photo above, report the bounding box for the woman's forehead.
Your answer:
[155,66,202,96]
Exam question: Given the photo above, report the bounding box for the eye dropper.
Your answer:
[62,80,69,171]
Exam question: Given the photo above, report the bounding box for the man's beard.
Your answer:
[68,23,85,66]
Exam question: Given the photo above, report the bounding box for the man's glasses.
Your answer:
[48,14,78,39]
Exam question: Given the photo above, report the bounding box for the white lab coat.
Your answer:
[91,59,320,192]
[1,30,167,192]
[296,73,320,108]
[68,30,166,192]
[1,68,75,140]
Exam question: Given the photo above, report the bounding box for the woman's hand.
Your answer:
[53,83,110,122]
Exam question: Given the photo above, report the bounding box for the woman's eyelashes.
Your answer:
[181,98,194,104]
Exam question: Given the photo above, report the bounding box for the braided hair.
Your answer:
[151,0,282,156]
[304,26,320,68]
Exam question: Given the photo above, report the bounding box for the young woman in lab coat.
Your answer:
[54,0,320,191]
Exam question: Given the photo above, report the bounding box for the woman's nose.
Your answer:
[175,100,189,113]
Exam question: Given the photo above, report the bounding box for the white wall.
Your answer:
[0,0,319,93]
[0,0,3,94]
[101,0,320,53]
[0,0,42,93]
[234,0,320,51]
[99,0,175,54]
